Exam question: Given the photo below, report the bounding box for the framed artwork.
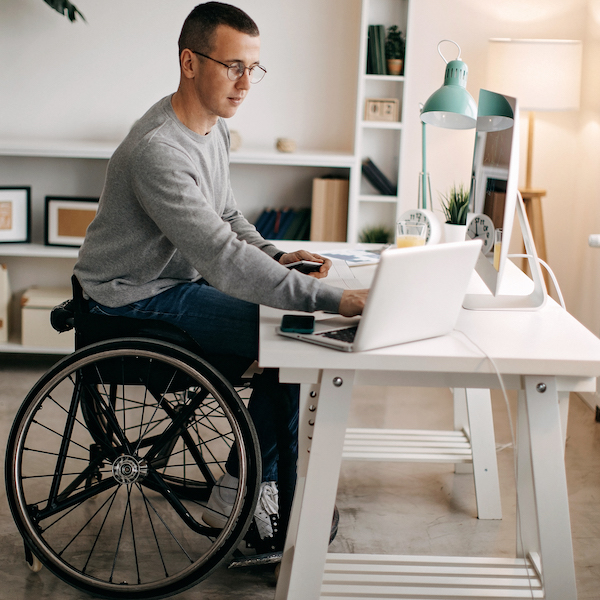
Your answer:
[45,196,99,247]
[0,187,31,243]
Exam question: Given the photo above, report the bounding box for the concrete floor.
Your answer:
[1,353,599,599]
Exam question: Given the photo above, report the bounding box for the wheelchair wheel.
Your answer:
[5,338,260,600]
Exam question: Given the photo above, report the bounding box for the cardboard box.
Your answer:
[21,287,74,350]
[310,178,349,242]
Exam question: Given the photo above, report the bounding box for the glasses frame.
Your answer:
[191,50,267,84]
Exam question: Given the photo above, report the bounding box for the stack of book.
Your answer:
[367,25,387,75]
[361,158,397,196]
[254,208,312,240]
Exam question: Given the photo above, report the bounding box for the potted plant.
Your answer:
[440,183,470,243]
[359,225,393,244]
[385,26,405,76]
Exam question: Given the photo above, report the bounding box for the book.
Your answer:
[296,210,312,240]
[254,208,272,234]
[367,26,376,74]
[374,25,387,75]
[362,158,397,196]
[274,208,296,239]
[254,208,277,238]
[282,208,308,240]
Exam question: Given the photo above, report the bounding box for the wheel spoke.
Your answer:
[7,340,259,599]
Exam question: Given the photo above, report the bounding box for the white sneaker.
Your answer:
[203,473,239,528]
[253,481,279,540]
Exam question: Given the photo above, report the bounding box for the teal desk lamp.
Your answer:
[419,40,477,213]
[402,40,476,244]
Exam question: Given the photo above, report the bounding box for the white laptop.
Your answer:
[278,240,482,352]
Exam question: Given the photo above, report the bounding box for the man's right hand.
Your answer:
[338,289,369,317]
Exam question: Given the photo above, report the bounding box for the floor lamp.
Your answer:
[486,39,582,282]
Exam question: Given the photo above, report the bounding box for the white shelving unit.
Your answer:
[0,143,355,354]
[348,0,411,243]
[0,0,415,351]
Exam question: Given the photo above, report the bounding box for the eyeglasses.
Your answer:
[191,51,267,84]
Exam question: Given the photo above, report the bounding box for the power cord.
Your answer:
[508,253,566,310]
[455,330,537,599]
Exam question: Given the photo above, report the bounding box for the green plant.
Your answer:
[43,0,86,22]
[359,225,393,244]
[385,26,405,60]
[441,184,470,225]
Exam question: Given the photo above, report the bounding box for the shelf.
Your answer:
[321,553,544,599]
[359,194,398,203]
[364,74,405,83]
[229,148,354,168]
[0,340,72,355]
[0,141,355,170]
[361,121,402,130]
[0,139,118,159]
[0,244,79,259]
[343,428,472,463]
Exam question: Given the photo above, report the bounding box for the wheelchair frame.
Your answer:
[4,277,262,599]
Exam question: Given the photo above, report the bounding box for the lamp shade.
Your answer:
[477,89,514,132]
[421,57,477,130]
[487,39,582,111]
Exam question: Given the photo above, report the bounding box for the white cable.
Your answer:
[456,330,535,599]
[509,253,566,310]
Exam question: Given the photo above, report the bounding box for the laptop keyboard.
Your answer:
[317,325,358,343]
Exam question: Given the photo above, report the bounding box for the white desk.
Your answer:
[259,249,600,600]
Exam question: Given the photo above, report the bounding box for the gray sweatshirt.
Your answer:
[74,96,343,313]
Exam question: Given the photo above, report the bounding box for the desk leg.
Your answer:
[517,376,576,600]
[453,388,502,519]
[453,388,473,475]
[275,370,355,600]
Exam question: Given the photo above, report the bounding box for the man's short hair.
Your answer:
[178,2,259,56]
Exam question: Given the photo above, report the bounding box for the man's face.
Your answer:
[193,25,261,121]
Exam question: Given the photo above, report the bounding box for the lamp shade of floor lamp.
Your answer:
[486,38,582,270]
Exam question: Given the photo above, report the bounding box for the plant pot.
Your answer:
[444,223,467,244]
[386,58,403,76]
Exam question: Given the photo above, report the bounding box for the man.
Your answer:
[74,1,367,555]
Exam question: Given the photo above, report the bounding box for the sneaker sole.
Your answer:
[229,506,340,569]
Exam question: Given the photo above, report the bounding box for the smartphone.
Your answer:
[280,314,315,334]
[285,260,323,274]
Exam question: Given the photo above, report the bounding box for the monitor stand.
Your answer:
[463,194,547,311]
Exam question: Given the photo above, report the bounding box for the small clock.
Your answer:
[398,209,442,245]
[466,213,495,254]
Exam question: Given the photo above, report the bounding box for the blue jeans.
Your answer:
[89,280,298,529]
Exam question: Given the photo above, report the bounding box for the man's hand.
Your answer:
[338,288,369,317]
[279,250,332,279]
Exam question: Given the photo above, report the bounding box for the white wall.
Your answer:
[3,0,600,339]
[0,0,360,152]
[401,0,600,339]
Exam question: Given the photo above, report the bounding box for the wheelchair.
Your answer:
[4,277,262,599]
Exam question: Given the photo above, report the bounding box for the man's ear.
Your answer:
[180,49,196,80]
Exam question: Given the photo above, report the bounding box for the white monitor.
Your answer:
[463,89,547,310]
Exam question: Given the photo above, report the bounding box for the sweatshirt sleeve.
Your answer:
[129,139,343,313]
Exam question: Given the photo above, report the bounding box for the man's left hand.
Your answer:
[279,250,332,279]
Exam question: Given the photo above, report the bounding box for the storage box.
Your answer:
[310,178,349,242]
[0,264,9,343]
[21,287,74,350]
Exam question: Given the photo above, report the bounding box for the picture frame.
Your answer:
[45,196,99,247]
[364,97,400,122]
[0,187,31,243]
